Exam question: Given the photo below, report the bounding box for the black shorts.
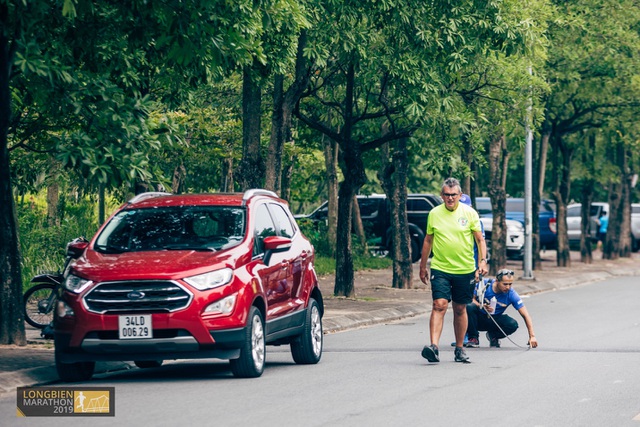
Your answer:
[430,269,476,304]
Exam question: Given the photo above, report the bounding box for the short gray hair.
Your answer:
[441,177,461,193]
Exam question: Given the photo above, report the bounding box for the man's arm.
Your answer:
[419,234,433,284]
[517,306,538,348]
[473,229,488,276]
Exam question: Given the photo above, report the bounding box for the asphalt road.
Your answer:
[2,276,639,426]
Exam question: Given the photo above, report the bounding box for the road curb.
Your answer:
[323,303,428,334]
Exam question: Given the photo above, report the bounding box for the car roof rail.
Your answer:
[242,189,279,205]
[127,192,172,204]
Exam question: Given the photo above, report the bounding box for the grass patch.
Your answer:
[314,253,393,276]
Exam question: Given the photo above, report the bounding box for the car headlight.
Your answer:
[185,268,233,291]
[63,274,93,294]
[204,294,237,315]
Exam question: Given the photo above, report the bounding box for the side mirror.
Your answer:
[66,238,89,259]
[262,236,292,265]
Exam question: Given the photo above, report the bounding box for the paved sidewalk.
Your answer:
[1,250,638,396]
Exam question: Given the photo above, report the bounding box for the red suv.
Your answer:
[54,189,323,380]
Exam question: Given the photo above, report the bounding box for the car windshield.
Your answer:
[95,206,246,253]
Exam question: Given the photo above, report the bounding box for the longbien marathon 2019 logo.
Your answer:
[17,386,115,417]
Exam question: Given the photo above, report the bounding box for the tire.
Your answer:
[290,298,323,365]
[134,360,163,369]
[23,283,56,329]
[230,307,265,378]
[410,236,421,263]
[409,224,424,264]
[56,360,95,382]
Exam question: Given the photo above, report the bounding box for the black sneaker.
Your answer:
[421,344,440,363]
[486,332,501,348]
[454,347,471,363]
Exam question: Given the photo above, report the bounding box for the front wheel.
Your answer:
[24,283,57,329]
[56,360,95,382]
[230,307,265,378]
[291,298,323,364]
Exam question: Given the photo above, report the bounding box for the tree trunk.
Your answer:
[98,183,106,225]
[172,162,186,194]
[579,132,596,263]
[604,181,622,260]
[487,132,507,275]
[280,156,294,202]
[552,134,572,267]
[530,125,550,270]
[238,65,264,191]
[351,194,367,254]
[619,143,633,257]
[220,157,234,192]
[379,138,412,289]
[265,32,309,194]
[323,136,339,256]
[265,73,285,193]
[334,61,366,298]
[47,181,60,227]
[0,26,26,345]
[604,139,629,259]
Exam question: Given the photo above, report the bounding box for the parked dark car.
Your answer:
[297,193,442,262]
[54,189,323,381]
[475,197,557,249]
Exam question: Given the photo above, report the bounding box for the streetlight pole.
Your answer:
[523,65,534,279]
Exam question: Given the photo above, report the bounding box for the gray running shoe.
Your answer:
[454,347,471,363]
[421,344,440,363]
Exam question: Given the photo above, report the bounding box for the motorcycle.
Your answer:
[23,237,89,334]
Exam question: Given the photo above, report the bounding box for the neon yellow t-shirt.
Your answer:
[427,203,481,274]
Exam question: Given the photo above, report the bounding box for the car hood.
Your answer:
[70,249,240,282]
[480,217,523,231]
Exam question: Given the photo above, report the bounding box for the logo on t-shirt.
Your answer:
[458,217,468,227]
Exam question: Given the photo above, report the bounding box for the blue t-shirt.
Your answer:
[598,216,609,233]
[474,278,524,316]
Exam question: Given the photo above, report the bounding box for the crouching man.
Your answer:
[465,268,538,349]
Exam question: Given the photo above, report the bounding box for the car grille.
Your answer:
[83,281,192,314]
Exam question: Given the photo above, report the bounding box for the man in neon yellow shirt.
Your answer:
[419,178,488,363]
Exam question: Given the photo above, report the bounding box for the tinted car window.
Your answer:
[567,206,581,217]
[407,198,436,212]
[269,204,295,238]
[253,204,277,255]
[633,205,640,214]
[358,198,382,217]
[95,206,245,253]
[475,198,492,215]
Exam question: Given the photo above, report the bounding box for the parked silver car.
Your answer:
[566,202,607,245]
[567,202,639,252]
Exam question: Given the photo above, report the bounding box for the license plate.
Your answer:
[118,315,153,339]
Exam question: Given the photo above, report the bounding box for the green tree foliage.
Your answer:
[542,0,640,266]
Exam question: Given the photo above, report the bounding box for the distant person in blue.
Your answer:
[464,268,538,349]
[596,211,609,251]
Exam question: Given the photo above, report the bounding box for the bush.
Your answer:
[18,196,98,291]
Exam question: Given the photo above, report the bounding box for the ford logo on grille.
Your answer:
[127,291,146,300]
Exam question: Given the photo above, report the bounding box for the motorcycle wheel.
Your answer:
[23,282,57,329]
